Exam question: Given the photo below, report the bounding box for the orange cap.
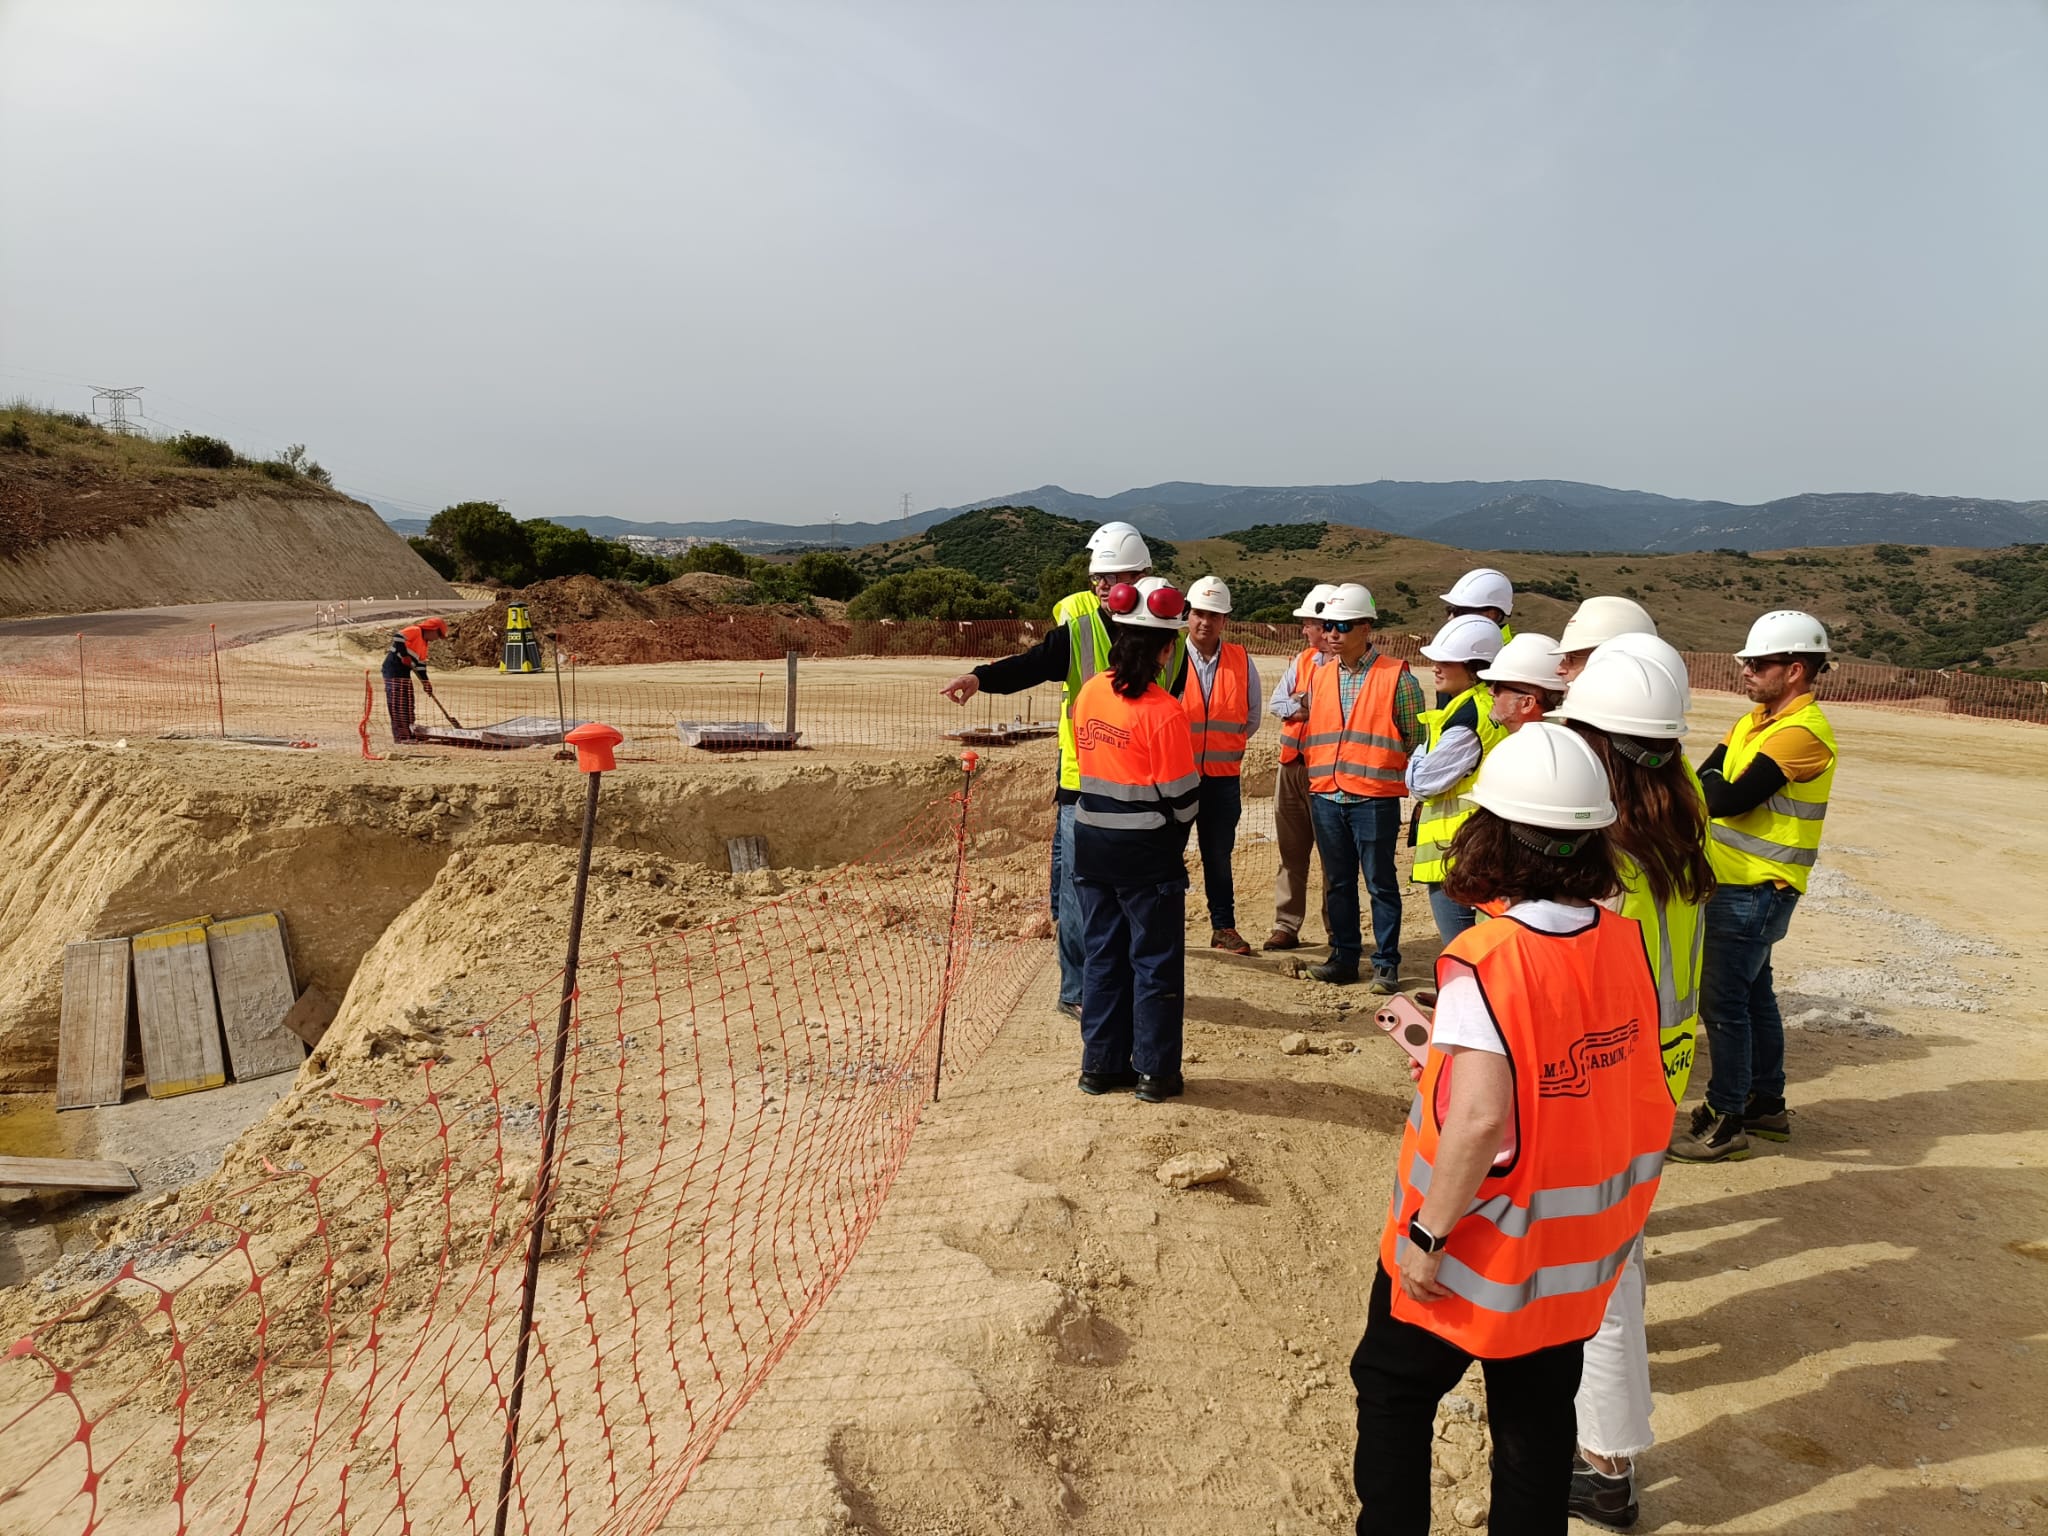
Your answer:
[565,722,622,773]
[960,750,980,774]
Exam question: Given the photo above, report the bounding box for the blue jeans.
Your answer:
[1075,876,1187,1079]
[1194,775,1243,931]
[1309,794,1402,976]
[1426,882,1476,944]
[1055,803,1083,1006]
[1701,882,1801,1117]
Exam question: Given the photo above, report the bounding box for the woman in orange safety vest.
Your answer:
[1351,723,1670,1536]
[1069,578,1201,1104]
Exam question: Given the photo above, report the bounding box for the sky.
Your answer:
[2,1,2044,524]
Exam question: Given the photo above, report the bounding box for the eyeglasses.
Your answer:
[1103,582,1188,621]
[1739,655,1796,673]
[1091,570,1141,588]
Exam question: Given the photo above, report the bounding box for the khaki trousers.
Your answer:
[1271,755,1314,937]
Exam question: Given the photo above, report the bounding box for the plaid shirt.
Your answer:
[1325,647,1426,803]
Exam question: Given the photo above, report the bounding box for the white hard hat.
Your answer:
[1736,609,1831,659]
[1085,520,1142,553]
[1292,582,1338,619]
[1419,614,1505,665]
[1589,631,1691,712]
[1478,632,1567,691]
[1104,575,1190,632]
[1439,567,1514,616]
[1088,526,1153,575]
[1554,651,1689,740]
[1186,575,1231,614]
[1317,582,1377,622]
[1559,595,1657,653]
[1470,721,1617,832]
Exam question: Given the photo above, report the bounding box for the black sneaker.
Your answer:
[1077,1070,1138,1095]
[1569,1454,1638,1529]
[1307,960,1359,985]
[1668,1103,1752,1163]
[1743,1093,1791,1142]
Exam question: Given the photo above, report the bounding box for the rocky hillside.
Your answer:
[0,407,453,616]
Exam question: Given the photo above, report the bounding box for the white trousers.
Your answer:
[1574,1232,1653,1460]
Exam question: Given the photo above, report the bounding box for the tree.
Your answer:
[408,536,458,579]
[425,501,534,584]
[1037,552,1091,608]
[791,550,866,600]
[526,519,615,581]
[676,542,749,577]
[846,567,1020,621]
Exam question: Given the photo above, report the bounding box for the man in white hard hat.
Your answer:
[1478,632,1567,734]
[1297,583,1427,992]
[1052,522,1150,625]
[1264,582,1338,951]
[1558,596,1657,682]
[940,529,1186,1022]
[1439,567,1516,643]
[1179,576,1262,955]
[1407,614,1509,941]
[1670,610,1838,1164]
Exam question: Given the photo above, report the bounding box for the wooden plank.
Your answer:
[57,939,131,1110]
[281,986,340,1049]
[131,921,226,1098]
[727,836,769,873]
[207,913,306,1081]
[0,1156,138,1194]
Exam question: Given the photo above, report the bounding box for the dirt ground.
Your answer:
[661,696,2048,1536]
[0,691,2042,1534]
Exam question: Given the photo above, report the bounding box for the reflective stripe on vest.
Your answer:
[1183,642,1250,777]
[1304,653,1410,797]
[1278,648,1318,765]
[1072,676,1202,833]
[1412,684,1507,885]
[1380,908,1669,1358]
[1059,614,1184,793]
[1706,701,1836,894]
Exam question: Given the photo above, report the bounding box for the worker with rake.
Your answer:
[383,617,449,744]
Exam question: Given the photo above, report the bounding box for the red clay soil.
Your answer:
[443,574,834,666]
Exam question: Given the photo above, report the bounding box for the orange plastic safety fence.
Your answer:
[0,775,1050,1536]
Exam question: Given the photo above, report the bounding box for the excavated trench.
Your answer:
[0,737,1054,1092]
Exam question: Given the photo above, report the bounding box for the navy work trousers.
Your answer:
[1074,876,1186,1080]
[1193,774,1243,931]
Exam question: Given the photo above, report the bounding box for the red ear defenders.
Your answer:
[1104,582,1188,620]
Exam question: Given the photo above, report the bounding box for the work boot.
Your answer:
[1743,1093,1792,1142]
[1210,927,1252,955]
[1366,967,1400,996]
[1569,1454,1639,1530]
[1668,1103,1752,1163]
[1262,929,1301,951]
[1055,1000,1082,1022]
[1077,1070,1138,1095]
[1134,1073,1184,1103]
[1306,959,1358,985]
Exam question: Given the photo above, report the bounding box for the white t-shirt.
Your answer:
[1429,900,1600,1055]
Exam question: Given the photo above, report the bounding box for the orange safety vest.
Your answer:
[1183,642,1250,778]
[1379,909,1668,1359]
[1277,648,1318,766]
[1304,652,1410,797]
[1072,674,1202,837]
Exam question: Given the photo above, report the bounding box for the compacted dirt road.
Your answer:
[663,697,2048,1536]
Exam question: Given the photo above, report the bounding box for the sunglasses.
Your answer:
[1324,620,1362,635]
[1739,655,1797,673]
[1103,582,1188,621]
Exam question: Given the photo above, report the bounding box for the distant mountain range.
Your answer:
[378,480,2048,554]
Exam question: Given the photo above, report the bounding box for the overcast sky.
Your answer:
[3,1,2043,523]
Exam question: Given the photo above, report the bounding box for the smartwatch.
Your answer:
[1407,1214,1447,1254]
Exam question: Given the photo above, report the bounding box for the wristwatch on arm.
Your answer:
[1407,1214,1449,1254]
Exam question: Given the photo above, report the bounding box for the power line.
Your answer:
[90,386,146,435]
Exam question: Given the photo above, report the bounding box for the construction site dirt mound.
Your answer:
[443,575,830,666]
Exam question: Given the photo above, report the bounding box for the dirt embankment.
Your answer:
[0,739,1050,1091]
[441,573,831,667]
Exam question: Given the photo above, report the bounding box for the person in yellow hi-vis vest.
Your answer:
[1438,567,1517,643]
[1406,614,1508,941]
[940,525,1185,1020]
[1051,521,1149,625]
[1671,610,1837,1164]
[1552,643,1715,1531]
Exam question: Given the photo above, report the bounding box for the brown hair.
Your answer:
[1442,808,1622,907]
[1107,621,1174,700]
[1562,722,1716,907]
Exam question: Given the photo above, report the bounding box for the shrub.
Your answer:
[256,459,297,481]
[1037,552,1091,609]
[0,419,30,452]
[166,432,238,469]
[846,567,1021,621]
[1517,577,1579,601]
[791,550,866,600]
[1873,543,1925,566]
[676,542,750,577]
[1222,521,1326,553]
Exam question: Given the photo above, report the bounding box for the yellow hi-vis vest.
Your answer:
[1052,589,1101,626]
[1059,613,1186,792]
[1412,684,1508,885]
[1616,819,1706,1104]
[1707,700,1837,894]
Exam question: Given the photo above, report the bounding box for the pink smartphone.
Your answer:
[1373,995,1433,1067]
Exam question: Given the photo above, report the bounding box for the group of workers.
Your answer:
[944,521,1842,1533]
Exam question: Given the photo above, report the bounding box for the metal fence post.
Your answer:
[785,648,798,736]
[930,750,978,1101]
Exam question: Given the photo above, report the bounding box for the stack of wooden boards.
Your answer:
[56,913,332,1111]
